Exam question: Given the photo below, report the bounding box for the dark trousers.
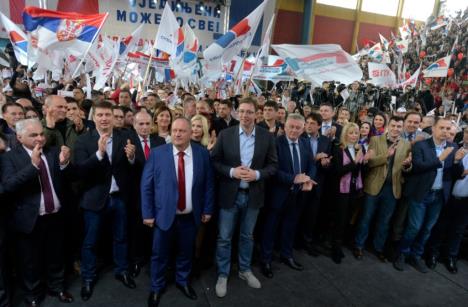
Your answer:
[151,214,196,292]
[16,213,65,302]
[429,196,468,258]
[301,186,323,245]
[332,193,357,248]
[81,194,128,282]
[128,199,152,265]
[261,191,306,263]
[0,219,9,307]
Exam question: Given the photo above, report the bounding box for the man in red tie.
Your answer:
[1,118,74,306]
[128,111,165,277]
[141,118,214,307]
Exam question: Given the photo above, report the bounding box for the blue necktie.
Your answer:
[292,142,300,175]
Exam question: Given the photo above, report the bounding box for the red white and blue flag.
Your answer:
[119,24,143,58]
[22,6,107,56]
[171,24,199,79]
[0,12,29,65]
[423,55,451,78]
[203,0,267,71]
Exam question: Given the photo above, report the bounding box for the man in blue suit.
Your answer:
[394,117,465,273]
[141,118,214,307]
[260,113,316,278]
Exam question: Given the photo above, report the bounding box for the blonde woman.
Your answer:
[330,122,370,264]
[191,114,216,151]
[152,106,172,143]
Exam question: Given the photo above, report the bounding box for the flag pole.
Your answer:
[142,50,155,89]
[72,12,109,79]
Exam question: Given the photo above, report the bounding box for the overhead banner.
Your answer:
[0,0,228,51]
[368,62,397,88]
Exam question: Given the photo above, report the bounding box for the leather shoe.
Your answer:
[48,290,74,303]
[261,262,274,278]
[426,254,438,270]
[80,281,94,301]
[115,273,136,289]
[331,248,345,264]
[148,291,163,307]
[130,263,141,278]
[175,283,197,300]
[353,248,363,260]
[445,257,458,274]
[281,257,304,271]
[25,299,42,307]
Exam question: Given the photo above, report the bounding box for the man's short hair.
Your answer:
[64,96,78,104]
[119,89,131,96]
[433,116,451,126]
[238,97,258,111]
[94,100,113,111]
[389,116,404,124]
[219,99,233,109]
[183,95,196,104]
[15,118,41,135]
[264,100,278,111]
[2,101,23,114]
[286,113,305,122]
[404,111,423,122]
[306,113,323,126]
[121,106,133,115]
[319,102,333,110]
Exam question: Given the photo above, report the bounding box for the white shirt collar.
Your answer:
[173,144,192,157]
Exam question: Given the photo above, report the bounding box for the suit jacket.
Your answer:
[73,128,136,211]
[319,122,342,146]
[140,143,214,231]
[270,135,316,209]
[302,133,332,187]
[403,138,463,203]
[0,146,71,233]
[364,134,412,199]
[132,132,166,177]
[211,125,278,209]
[213,117,239,136]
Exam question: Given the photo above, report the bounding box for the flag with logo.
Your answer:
[368,43,383,63]
[119,24,143,59]
[379,33,389,50]
[423,55,451,78]
[153,3,180,55]
[0,12,29,66]
[171,24,199,78]
[395,39,409,54]
[203,0,267,71]
[271,44,362,86]
[368,62,397,88]
[22,6,108,58]
[399,66,420,89]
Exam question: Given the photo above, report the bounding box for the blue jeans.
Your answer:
[216,191,259,277]
[81,195,128,282]
[355,183,397,252]
[399,190,444,258]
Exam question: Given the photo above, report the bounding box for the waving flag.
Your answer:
[0,12,29,66]
[399,66,420,89]
[272,44,362,85]
[153,3,180,55]
[368,62,397,88]
[399,23,411,39]
[395,39,409,54]
[368,43,383,63]
[203,0,267,70]
[171,24,199,78]
[22,6,108,56]
[119,24,143,58]
[379,33,389,50]
[423,55,451,78]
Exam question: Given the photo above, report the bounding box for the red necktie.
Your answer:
[143,137,150,160]
[177,152,186,211]
[38,157,55,214]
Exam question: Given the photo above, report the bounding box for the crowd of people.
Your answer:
[0,7,467,307]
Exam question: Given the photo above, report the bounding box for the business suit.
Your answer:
[0,166,9,307]
[212,117,239,136]
[398,137,463,259]
[355,134,412,253]
[300,133,332,247]
[0,145,71,303]
[261,135,316,264]
[74,128,136,282]
[211,125,277,277]
[141,143,214,291]
[319,121,342,145]
[128,132,165,268]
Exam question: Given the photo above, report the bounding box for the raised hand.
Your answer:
[59,146,71,166]
[125,139,136,161]
[439,147,454,162]
[31,144,42,168]
[98,134,109,156]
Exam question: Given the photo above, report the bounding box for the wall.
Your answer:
[272,0,304,44]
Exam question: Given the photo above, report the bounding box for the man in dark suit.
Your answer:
[1,102,25,149]
[318,102,342,143]
[394,117,465,273]
[211,97,278,298]
[1,118,74,306]
[74,101,137,301]
[141,118,214,307]
[0,157,9,307]
[212,99,239,136]
[128,111,165,277]
[300,112,332,256]
[260,114,316,278]
[257,100,284,136]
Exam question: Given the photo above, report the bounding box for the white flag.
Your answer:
[368,62,397,88]
[0,12,29,66]
[153,3,180,55]
[423,55,451,78]
[399,66,420,89]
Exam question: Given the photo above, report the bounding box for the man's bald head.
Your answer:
[44,95,67,121]
[16,98,33,108]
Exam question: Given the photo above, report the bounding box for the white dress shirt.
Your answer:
[24,146,61,215]
[173,145,194,214]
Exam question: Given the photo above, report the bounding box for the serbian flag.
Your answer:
[423,56,451,78]
[0,12,29,66]
[171,24,199,78]
[119,24,143,58]
[395,39,409,54]
[272,44,362,86]
[203,0,267,70]
[22,6,108,56]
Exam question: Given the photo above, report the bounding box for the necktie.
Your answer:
[143,137,150,160]
[292,143,300,175]
[38,157,55,214]
[408,133,414,141]
[177,152,186,211]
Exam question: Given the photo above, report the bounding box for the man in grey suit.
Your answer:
[211,97,278,298]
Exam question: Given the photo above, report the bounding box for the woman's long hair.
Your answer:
[191,114,210,147]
